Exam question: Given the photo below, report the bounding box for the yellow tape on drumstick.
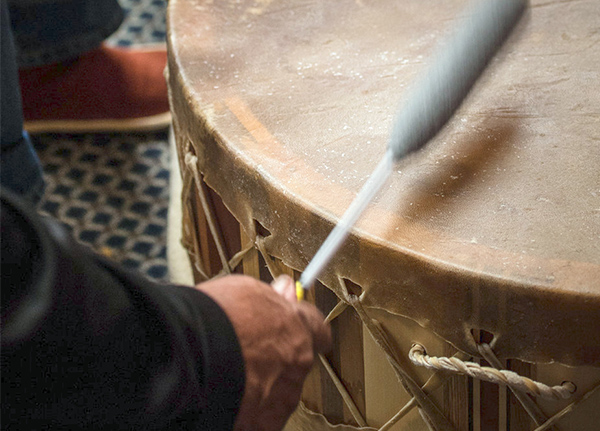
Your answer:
[296,281,304,302]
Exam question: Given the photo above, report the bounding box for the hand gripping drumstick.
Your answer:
[296,0,527,300]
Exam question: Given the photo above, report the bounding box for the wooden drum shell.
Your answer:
[167,0,600,429]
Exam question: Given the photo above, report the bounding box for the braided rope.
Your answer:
[409,344,576,400]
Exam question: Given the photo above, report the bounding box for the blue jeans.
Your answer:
[8,0,124,68]
[0,0,123,205]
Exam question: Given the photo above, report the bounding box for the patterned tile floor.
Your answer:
[34,0,172,282]
[108,0,167,47]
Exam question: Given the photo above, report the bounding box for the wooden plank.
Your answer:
[315,281,345,424]
[206,184,242,270]
[473,369,481,431]
[477,331,499,431]
[188,188,212,278]
[300,280,324,415]
[443,342,469,431]
[240,226,260,279]
[507,359,533,430]
[337,306,365,425]
[337,280,366,426]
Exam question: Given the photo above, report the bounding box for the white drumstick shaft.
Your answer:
[298,150,394,289]
[298,0,526,293]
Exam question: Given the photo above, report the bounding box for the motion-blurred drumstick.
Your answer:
[297,0,527,300]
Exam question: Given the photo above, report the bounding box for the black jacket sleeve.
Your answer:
[0,188,245,430]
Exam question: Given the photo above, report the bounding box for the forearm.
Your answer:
[1,188,244,430]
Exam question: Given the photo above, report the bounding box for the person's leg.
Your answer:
[1,1,45,205]
[18,44,171,134]
[8,0,124,68]
[10,0,170,134]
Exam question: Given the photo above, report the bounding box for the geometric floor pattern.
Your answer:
[108,0,167,47]
[33,0,172,282]
[33,131,170,281]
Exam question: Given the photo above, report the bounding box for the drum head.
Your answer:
[168,0,600,365]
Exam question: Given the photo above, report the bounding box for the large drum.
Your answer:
[166,0,600,429]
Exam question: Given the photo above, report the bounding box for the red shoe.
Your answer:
[20,44,171,133]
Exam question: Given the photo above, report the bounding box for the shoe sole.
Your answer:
[24,111,171,134]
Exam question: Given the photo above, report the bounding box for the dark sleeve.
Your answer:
[0,188,245,431]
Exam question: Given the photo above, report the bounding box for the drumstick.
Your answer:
[296,0,527,300]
